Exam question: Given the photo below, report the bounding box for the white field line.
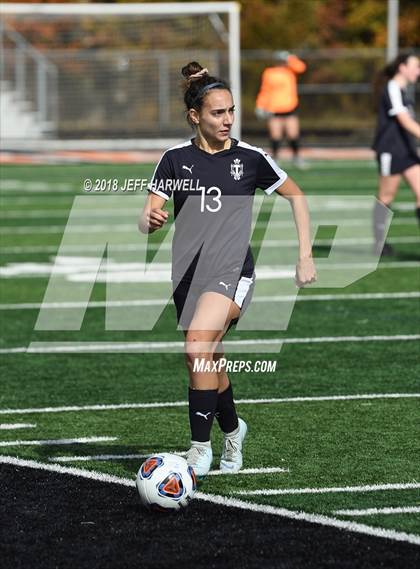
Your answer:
[1,291,419,311]
[0,209,136,218]
[0,196,73,205]
[0,200,414,217]
[0,161,375,173]
[51,452,187,463]
[208,467,289,477]
[0,224,138,235]
[265,237,419,247]
[2,241,420,255]
[1,218,417,234]
[0,180,77,190]
[0,423,36,430]
[197,492,420,546]
[0,456,418,546]
[0,436,117,447]
[1,334,419,355]
[1,262,419,283]
[0,392,418,416]
[1,334,416,354]
[0,185,74,194]
[49,453,288,477]
[0,455,137,487]
[1,262,419,282]
[234,482,420,496]
[335,506,420,517]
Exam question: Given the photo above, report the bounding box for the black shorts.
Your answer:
[172,273,255,331]
[376,152,419,176]
[273,106,299,118]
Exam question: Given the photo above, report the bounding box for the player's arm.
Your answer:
[138,192,168,234]
[396,111,420,138]
[255,69,270,117]
[287,54,306,74]
[275,177,316,287]
[387,81,420,138]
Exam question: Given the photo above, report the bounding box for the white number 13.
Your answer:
[200,186,222,213]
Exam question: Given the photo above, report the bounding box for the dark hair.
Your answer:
[383,53,415,79]
[181,61,230,126]
[372,53,415,110]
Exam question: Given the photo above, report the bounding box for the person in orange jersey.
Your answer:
[256,51,307,168]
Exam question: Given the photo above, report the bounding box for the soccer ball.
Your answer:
[136,453,197,511]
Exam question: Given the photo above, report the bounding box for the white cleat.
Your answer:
[186,440,213,478]
[220,418,247,474]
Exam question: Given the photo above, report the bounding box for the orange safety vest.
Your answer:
[256,55,306,114]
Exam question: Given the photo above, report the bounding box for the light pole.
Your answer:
[387,0,399,62]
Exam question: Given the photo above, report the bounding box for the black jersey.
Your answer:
[372,79,417,158]
[149,138,287,283]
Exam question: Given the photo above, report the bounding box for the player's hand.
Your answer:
[147,208,168,231]
[295,256,317,288]
[255,107,271,120]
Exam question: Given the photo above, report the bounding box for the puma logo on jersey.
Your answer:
[219,281,232,290]
[195,411,211,420]
[182,164,194,174]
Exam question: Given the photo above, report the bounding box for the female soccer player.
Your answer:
[372,53,420,256]
[139,62,316,477]
[255,51,307,167]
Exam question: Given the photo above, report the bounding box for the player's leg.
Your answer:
[183,292,240,476]
[284,114,306,168]
[207,276,255,472]
[213,347,238,432]
[212,341,247,473]
[267,116,284,159]
[374,171,401,255]
[402,163,420,225]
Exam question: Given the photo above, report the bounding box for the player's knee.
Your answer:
[378,185,398,204]
[378,193,393,205]
[184,331,217,365]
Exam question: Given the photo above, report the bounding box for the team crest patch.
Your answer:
[230,158,244,181]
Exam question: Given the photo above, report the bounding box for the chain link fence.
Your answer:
[1,11,418,145]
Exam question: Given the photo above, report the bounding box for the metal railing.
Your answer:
[0,38,418,143]
[0,22,58,131]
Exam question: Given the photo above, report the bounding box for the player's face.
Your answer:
[196,89,235,143]
[400,56,420,84]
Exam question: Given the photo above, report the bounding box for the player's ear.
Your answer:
[189,109,199,125]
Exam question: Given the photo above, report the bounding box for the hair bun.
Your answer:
[181,61,203,79]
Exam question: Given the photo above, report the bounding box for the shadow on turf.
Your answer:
[312,245,420,262]
[391,250,420,262]
[2,464,420,569]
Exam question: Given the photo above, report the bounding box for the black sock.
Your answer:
[416,207,420,227]
[270,138,280,156]
[188,388,218,442]
[289,138,299,156]
[215,383,239,434]
[373,201,391,244]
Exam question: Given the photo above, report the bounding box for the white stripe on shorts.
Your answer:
[380,152,392,176]
[234,276,254,308]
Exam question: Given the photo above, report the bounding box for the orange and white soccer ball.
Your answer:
[136,453,197,511]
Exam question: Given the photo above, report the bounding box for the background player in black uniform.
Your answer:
[139,62,316,477]
[372,54,420,255]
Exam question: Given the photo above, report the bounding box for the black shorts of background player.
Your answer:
[139,61,316,477]
[372,54,420,256]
